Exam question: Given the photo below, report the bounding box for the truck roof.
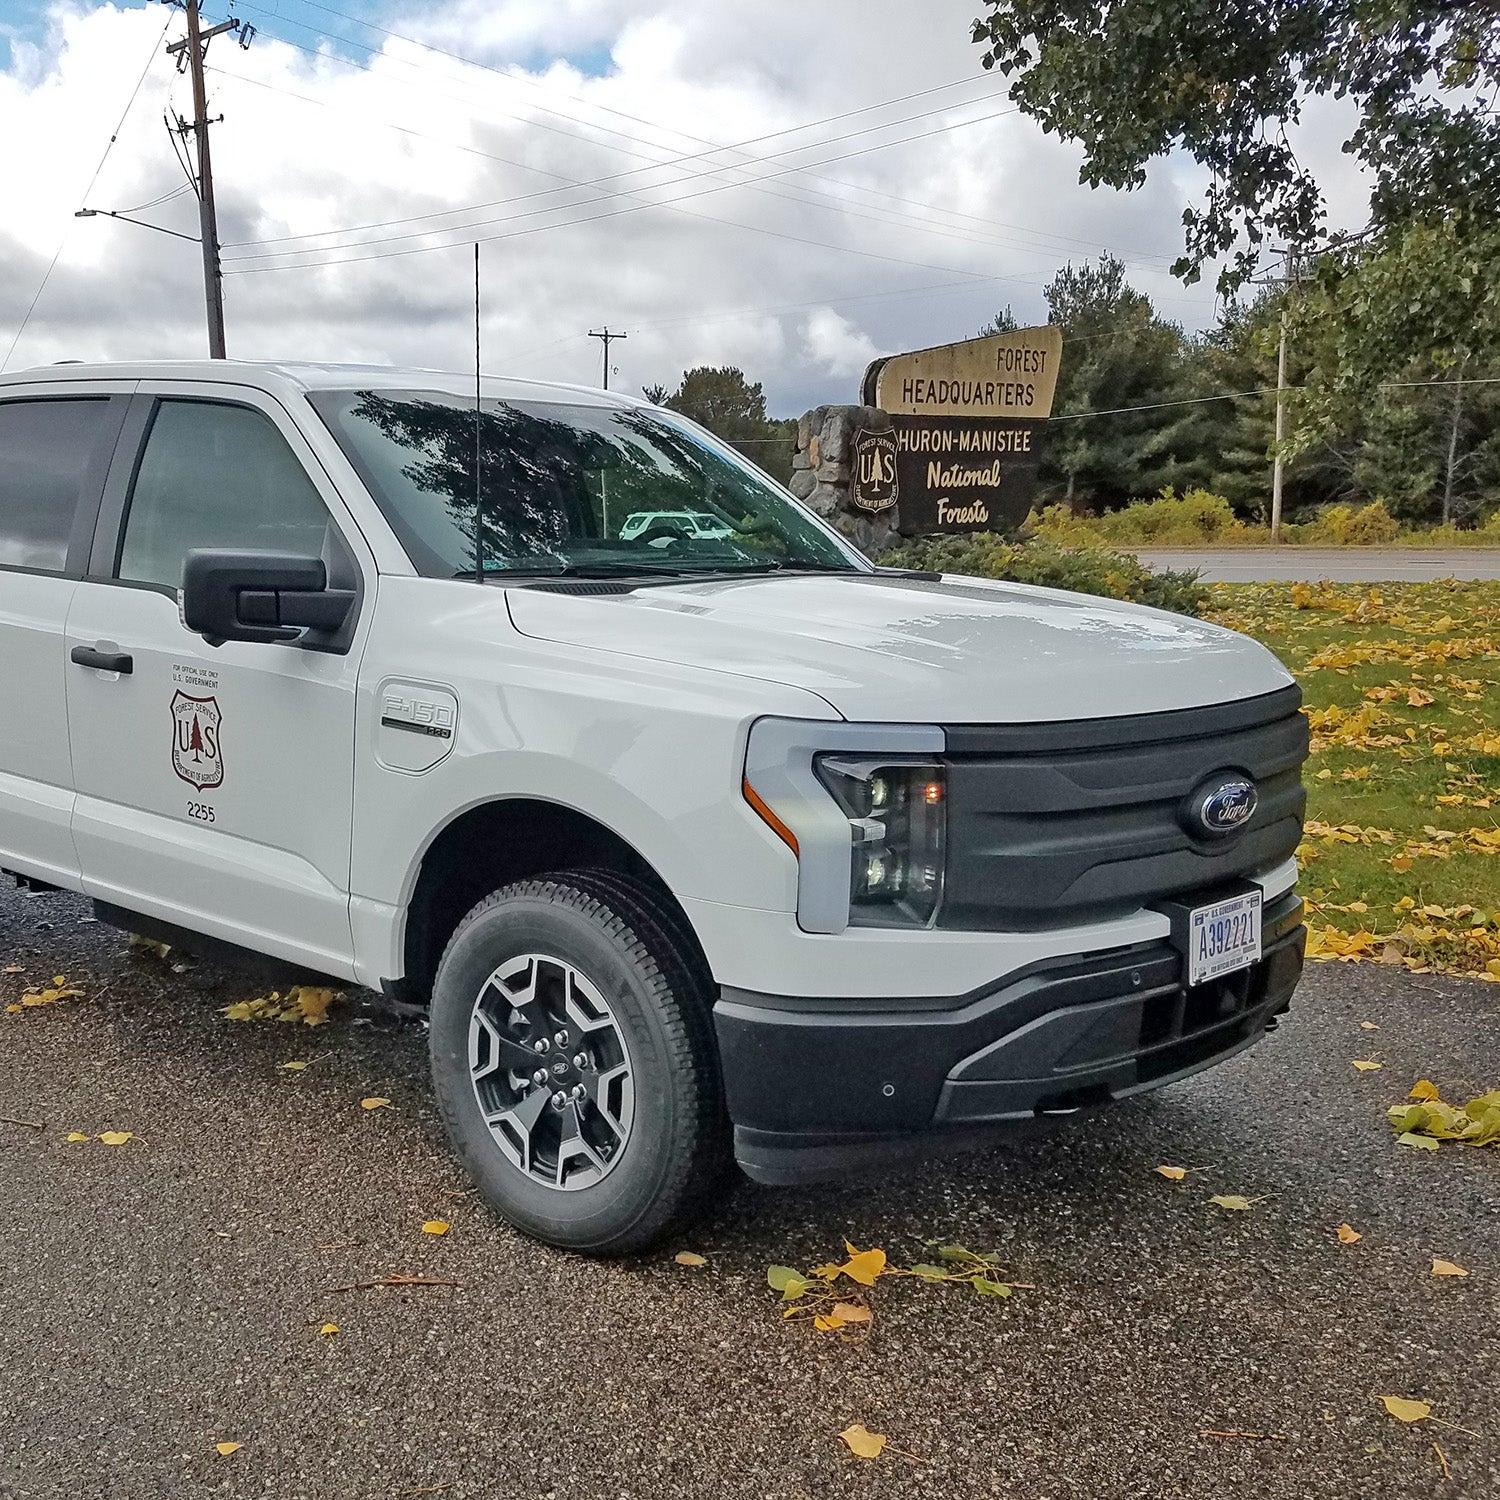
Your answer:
[0,358,641,409]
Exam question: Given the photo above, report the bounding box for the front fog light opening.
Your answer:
[813,756,946,927]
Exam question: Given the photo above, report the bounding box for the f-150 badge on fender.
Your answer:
[171,690,224,789]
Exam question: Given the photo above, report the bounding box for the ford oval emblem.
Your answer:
[1187,776,1258,838]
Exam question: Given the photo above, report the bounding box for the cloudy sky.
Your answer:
[0,1,1366,414]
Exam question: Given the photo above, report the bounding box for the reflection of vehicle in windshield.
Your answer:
[618,510,736,548]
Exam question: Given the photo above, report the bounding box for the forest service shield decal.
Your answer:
[171,691,223,790]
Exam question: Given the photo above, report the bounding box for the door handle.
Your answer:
[70,645,134,675]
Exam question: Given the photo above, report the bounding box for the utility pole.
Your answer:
[167,1,249,358]
[588,327,627,391]
[1267,245,1301,545]
[1441,368,1464,528]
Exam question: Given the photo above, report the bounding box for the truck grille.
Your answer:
[940,684,1307,929]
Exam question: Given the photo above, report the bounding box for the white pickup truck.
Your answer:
[0,361,1308,1253]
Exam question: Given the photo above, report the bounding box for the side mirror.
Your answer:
[181,549,355,648]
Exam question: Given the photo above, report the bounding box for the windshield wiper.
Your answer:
[710,559,865,575]
[459,560,698,580]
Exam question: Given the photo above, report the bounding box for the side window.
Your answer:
[117,400,331,590]
[0,397,116,574]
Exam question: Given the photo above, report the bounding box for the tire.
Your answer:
[428,870,729,1255]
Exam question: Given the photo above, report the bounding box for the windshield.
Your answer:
[310,388,867,579]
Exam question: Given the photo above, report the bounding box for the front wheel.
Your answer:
[428,872,728,1255]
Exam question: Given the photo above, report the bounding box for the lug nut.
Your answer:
[570,1083,587,1100]
[550,1090,567,1110]
[553,1029,570,1047]
[572,1053,589,1070]
[531,1069,548,1086]
[532,1039,548,1053]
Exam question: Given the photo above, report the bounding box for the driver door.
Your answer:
[64,385,373,976]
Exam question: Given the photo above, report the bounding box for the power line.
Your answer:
[219,5,1064,257]
[1,7,174,372]
[219,108,1045,284]
[265,0,1181,270]
[1049,373,1500,424]
[219,73,1023,268]
[209,69,1050,271]
[215,14,1008,253]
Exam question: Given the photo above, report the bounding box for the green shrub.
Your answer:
[1025,502,1100,547]
[1029,487,1260,546]
[877,533,1209,617]
[1296,499,1401,544]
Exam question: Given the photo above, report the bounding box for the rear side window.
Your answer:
[0,397,115,574]
[117,400,331,589]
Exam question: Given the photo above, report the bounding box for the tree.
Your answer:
[1035,255,1210,508]
[978,304,1018,337]
[971,2,1500,297]
[643,366,795,483]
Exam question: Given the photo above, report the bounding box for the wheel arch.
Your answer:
[396,796,712,1006]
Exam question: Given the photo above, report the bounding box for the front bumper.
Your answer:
[713,891,1305,1185]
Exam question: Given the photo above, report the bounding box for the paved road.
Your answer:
[1133,547,1500,582]
[2,884,1496,1500]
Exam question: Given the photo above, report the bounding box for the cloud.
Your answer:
[802,307,878,378]
[1,1,1366,414]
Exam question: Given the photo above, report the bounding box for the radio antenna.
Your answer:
[473,242,484,585]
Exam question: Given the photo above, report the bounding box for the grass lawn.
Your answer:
[1207,580,1500,981]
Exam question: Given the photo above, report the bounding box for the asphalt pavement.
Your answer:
[1132,547,1500,582]
[2,882,1496,1500]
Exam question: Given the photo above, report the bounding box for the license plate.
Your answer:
[1188,890,1262,985]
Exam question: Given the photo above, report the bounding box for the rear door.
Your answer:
[0,386,130,886]
[64,383,375,976]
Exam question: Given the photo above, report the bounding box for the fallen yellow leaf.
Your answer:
[63,1131,89,1143]
[1430,1259,1468,1277]
[96,1131,133,1147]
[830,1302,872,1324]
[1352,1060,1383,1073]
[318,1322,339,1337]
[1208,1194,1253,1211]
[1397,1130,1441,1151]
[1409,1079,1441,1101]
[1336,1223,1362,1244]
[1155,1165,1188,1181]
[839,1423,887,1460]
[280,1060,310,1072]
[1378,1395,1432,1424]
[673,1251,707,1267]
[421,1220,450,1236]
[360,1097,391,1111]
[214,1441,242,1456]
[1359,1021,1380,1030]
[837,1241,887,1286]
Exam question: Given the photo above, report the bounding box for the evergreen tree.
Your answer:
[1037,256,1209,509]
[642,366,794,483]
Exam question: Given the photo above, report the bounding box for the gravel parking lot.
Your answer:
[2,882,1496,1500]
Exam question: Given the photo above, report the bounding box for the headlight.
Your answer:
[742,718,945,934]
[813,756,945,927]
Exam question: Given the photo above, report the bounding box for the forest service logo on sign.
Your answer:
[171,691,223,789]
[850,429,899,513]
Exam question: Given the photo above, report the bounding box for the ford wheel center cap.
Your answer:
[1184,775,1259,838]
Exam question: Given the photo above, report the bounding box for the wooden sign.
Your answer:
[890,416,1044,535]
[862,325,1063,420]
[857,324,1061,535]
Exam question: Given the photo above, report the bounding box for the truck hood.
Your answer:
[505,572,1293,723]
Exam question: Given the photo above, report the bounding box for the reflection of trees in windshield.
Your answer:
[350,392,589,567]
[327,390,857,577]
